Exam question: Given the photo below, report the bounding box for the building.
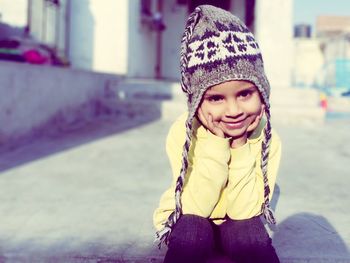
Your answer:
[316,15,350,38]
[316,16,350,91]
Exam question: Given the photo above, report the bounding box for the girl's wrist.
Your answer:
[230,137,247,148]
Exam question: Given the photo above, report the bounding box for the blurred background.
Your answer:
[0,0,349,142]
[0,0,349,262]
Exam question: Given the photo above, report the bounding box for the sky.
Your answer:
[294,0,350,33]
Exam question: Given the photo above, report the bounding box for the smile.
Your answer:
[221,119,246,129]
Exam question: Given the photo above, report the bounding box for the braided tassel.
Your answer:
[155,226,172,249]
[260,104,276,225]
[261,202,276,224]
[154,211,176,248]
[155,114,195,248]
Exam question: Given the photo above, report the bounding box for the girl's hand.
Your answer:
[197,108,225,138]
[230,106,265,148]
[247,105,265,133]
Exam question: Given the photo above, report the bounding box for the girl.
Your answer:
[153,5,282,263]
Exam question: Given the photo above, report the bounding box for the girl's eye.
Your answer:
[207,95,224,102]
[238,90,253,99]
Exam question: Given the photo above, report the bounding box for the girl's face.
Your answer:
[198,80,264,139]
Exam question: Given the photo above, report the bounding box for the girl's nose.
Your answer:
[225,101,243,117]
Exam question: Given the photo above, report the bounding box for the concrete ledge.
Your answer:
[0,61,122,144]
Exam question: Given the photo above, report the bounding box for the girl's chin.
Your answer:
[223,129,246,139]
[220,121,250,139]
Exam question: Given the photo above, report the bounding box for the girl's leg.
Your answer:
[218,216,280,263]
[163,214,215,263]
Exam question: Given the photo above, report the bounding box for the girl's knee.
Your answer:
[219,217,278,261]
[222,237,279,263]
[165,214,215,261]
[223,235,271,253]
[170,214,214,249]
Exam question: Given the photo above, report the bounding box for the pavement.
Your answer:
[0,104,350,262]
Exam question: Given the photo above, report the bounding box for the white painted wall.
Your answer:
[255,0,293,88]
[90,0,128,74]
[0,0,27,26]
[69,0,128,74]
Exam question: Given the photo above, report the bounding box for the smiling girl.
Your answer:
[153,5,282,263]
[198,80,265,148]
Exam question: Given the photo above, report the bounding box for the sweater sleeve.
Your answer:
[179,129,231,216]
[225,129,282,218]
[153,116,231,230]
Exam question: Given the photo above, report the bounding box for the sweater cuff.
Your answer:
[194,130,230,162]
[205,131,230,151]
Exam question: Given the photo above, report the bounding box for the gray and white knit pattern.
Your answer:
[155,5,275,248]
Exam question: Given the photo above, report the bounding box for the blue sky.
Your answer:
[294,0,350,31]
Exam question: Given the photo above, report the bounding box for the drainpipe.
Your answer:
[65,0,71,63]
[155,0,163,79]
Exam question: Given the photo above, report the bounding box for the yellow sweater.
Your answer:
[153,113,282,231]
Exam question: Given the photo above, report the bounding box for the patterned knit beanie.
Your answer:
[156,5,275,247]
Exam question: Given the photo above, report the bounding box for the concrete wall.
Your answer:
[67,0,95,70]
[127,0,157,78]
[0,61,121,143]
[255,0,293,88]
[29,0,45,42]
[161,3,187,80]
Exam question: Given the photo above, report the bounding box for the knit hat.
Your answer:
[156,5,275,247]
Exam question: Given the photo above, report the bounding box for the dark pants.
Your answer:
[163,214,280,263]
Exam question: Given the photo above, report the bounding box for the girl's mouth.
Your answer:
[221,119,245,130]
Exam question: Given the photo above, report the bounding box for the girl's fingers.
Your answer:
[198,109,225,138]
[247,106,264,132]
[209,114,225,138]
[247,115,260,132]
[207,114,215,130]
[197,108,208,127]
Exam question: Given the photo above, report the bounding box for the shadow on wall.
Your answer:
[0,84,163,172]
[68,0,94,69]
[273,212,350,262]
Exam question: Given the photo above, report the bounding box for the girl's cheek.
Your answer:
[208,108,222,120]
